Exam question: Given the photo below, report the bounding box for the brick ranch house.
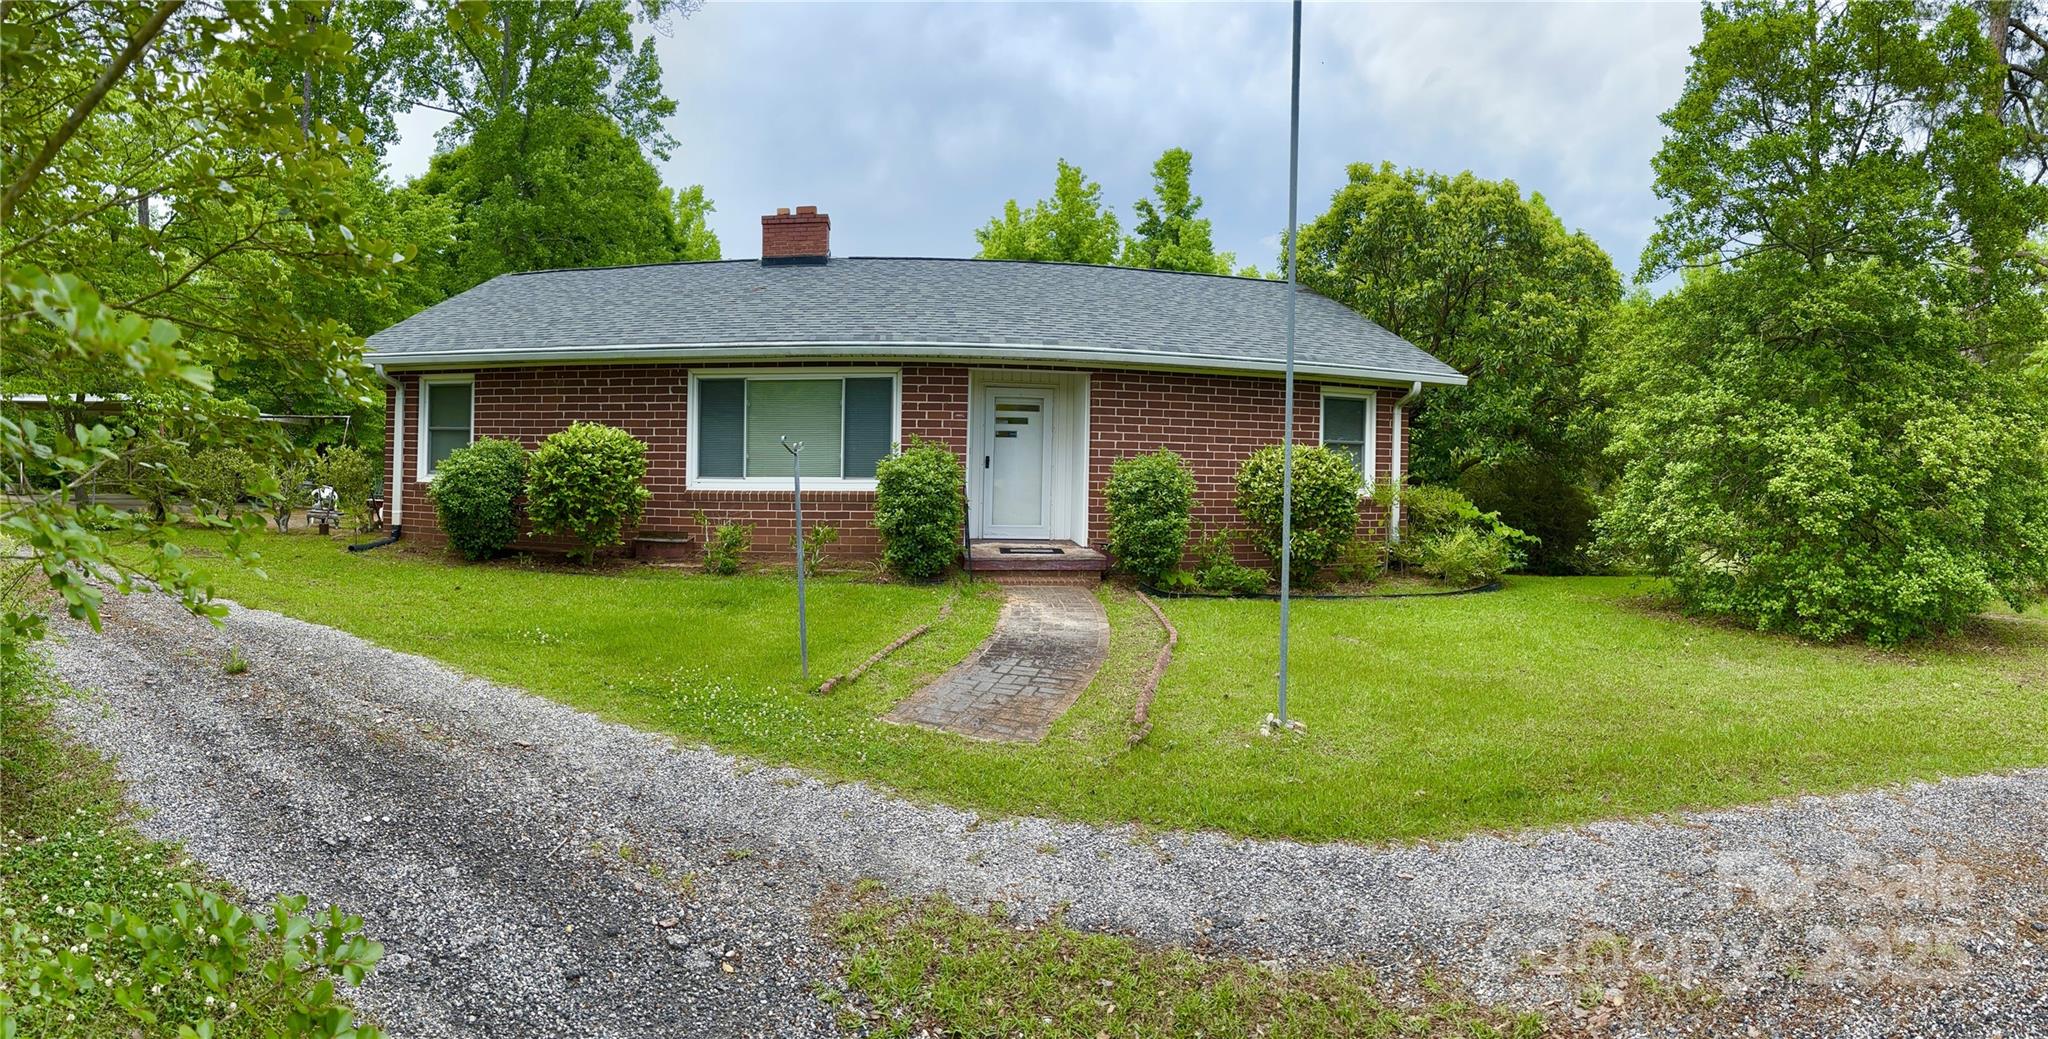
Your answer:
[363,207,1465,575]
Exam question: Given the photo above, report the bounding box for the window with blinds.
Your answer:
[694,374,895,483]
[422,379,474,477]
[1321,393,1373,477]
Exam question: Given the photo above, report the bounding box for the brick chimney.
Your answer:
[761,205,829,265]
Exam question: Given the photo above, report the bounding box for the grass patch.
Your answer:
[0,645,382,1036]
[825,883,1543,1038]
[176,532,2048,844]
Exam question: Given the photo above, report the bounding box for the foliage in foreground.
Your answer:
[0,1,400,642]
[872,438,965,580]
[829,883,1543,1039]
[0,642,383,1038]
[1234,444,1362,580]
[524,423,652,564]
[1104,449,1196,585]
[428,438,530,561]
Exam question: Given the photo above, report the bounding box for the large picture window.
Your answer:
[419,377,474,478]
[1319,390,1376,479]
[693,372,897,487]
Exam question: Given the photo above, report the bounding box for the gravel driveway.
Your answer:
[44,592,2048,1038]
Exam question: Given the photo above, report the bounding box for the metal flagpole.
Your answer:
[1274,0,1303,733]
[783,437,809,681]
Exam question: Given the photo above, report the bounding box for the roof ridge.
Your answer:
[497,255,1287,286]
[503,258,757,278]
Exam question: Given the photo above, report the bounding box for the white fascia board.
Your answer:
[363,340,1469,387]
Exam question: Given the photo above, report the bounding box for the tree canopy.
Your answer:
[1121,148,1235,275]
[1295,164,1622,569]
[1598,0,2048,642]
[405,108,712,291]
[974,159,1122,265]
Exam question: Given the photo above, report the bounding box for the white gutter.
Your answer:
[363,340,1469,387]
[374,364,403,528]
[1388,380,1424,543]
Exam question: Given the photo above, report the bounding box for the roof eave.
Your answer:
[361,340,1469,387]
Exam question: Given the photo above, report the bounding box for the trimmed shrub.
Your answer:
[525,423,652,564]
[1104,449,1196,585]
[1233,444,1361,580]
[185,446,266,511]
[704,523,752,576]
[428,438,529,561]
[872,437,965,581]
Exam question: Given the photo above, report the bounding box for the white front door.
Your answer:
[979,388,1053,539]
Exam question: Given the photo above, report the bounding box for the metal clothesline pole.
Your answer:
[783,437,809,681]
[1276,0,1303,731]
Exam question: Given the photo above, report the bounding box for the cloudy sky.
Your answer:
[385,1,1704,283]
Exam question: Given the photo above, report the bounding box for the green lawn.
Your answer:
[176,532,2048,844]
[827,883,1542,1039]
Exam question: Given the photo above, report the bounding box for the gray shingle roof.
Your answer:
[363,257,1465,385]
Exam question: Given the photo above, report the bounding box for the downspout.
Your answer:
[1387,380,1423,544]
[349,364,404,551]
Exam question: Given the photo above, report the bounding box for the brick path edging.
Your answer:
[815,592,958,696]
[1127,589,1179,746]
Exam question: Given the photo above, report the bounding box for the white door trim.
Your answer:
[974,385,1056,540]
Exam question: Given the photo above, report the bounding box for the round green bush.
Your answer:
[428,438,529,561]
[1233,444,1361,579]
[184,446,266,511]
[873,437,964,580]
[525,423,652,564]
[1104,449,1196,585]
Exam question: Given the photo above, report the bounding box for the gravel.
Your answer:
[44,592,2048,1038]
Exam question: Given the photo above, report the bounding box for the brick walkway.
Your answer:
[884,585,1110,742]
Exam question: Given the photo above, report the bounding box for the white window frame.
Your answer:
[686,368,902,491]
[1317,387,1379,483]
[416,374,476,481]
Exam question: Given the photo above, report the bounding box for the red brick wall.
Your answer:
[1083,371,1402,567]
[383,362,1414,566]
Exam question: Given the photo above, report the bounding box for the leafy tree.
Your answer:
[1601,0,2048,643]
[366,0,693,158]
[1120,148,1235,274]
[974,159,1121,264]
[666,184,723,261]
[1295,164,1622,563]
[407,109,704,290]
[1,1,403,641]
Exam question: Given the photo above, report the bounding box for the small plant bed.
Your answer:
[825,882,1544,1039]
[0,647,384,1037]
